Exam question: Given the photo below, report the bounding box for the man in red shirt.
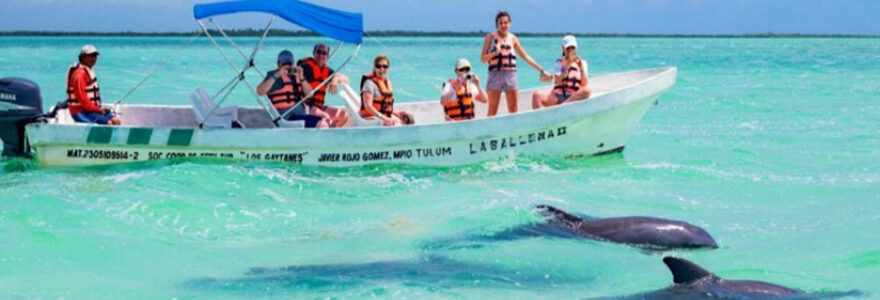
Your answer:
[66,45,120,125]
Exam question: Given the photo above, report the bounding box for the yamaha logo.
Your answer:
[0,93,16,101]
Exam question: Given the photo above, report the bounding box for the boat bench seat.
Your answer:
[190,88,243,129]
[339,83,382,127]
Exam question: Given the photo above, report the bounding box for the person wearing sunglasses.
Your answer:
[533,35,592,109]
[359,55,412,126]
[297,43,351,127]
[257,50,326,128]
[440,58,487,121]
[480,11,548,117]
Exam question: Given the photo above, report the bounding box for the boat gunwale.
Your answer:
[29,67,675,131]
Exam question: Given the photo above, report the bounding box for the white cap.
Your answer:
[80,44,99,56]
[562,35,578,49]
[455,58,471,70]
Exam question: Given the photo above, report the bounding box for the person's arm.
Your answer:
[440,82,456,104]
[480,34,496,63]
[578,59,588,87]
[473,82,488,103]
[257,72,277,96]
[73,70,102,113]
[295,66,313,96]
[512,35,545,74]
[361,91,393,124]
[334,72,349,85]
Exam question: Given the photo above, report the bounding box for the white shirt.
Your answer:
[551,58,589,77]
[441,80,479,102]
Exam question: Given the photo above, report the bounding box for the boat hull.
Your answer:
[26,68,675,167]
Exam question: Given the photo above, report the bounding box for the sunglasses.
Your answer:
[315,50,329,56]
[375,64,390,69]
[566,46,577,51]
[457,67,471,73]
[280,62,293,66]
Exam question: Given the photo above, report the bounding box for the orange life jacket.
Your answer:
[552,58,584,99]
[443,80,475,121]
[267,72,304,110]
[359,72,394,118]
[66,63,101,109]
[488,32,517,72]
[303,57,331,108]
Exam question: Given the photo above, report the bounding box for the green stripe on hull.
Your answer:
[127,128,153,145]
[86,127,113,144]
[167,129,194,146]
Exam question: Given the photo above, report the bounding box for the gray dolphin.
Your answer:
[536,205,718,250]
[593,257,862,299]
[421,205,717,252]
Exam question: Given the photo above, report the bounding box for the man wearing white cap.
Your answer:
[533,35,592,109]
[65,44,120,125]
[440,58,488,121]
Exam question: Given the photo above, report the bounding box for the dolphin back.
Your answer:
[663,256,714,284]
[581,217,719,249]
[535,205,584,229]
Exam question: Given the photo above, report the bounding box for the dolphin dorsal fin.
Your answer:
[663,257,714,284]
[535,205,583,228]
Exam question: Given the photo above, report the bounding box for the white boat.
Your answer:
[0,0,677,167]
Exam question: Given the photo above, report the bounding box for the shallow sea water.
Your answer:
[1,36,879,299]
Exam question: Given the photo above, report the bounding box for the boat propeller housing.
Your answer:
[0,77,43,157]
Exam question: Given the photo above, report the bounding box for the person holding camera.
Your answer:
[257,50,326,128]
[532,35,592,109]
[440,58,487,121]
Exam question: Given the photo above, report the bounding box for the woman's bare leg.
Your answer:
[487,90,502,116]
[532,91,550,109]
[505,90,518,114]
[563,86,593,103]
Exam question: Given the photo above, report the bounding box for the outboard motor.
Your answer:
[0,78,43,157]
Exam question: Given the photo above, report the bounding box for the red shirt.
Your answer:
[67,67,102,114]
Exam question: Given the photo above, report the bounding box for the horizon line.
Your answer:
[1,30,878,39]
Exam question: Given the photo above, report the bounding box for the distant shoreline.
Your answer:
[1,30,877,38]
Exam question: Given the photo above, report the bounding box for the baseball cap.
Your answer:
[562,35,578,49]
[277,50,294,64]
[80,44,100,56]
[455,58,471,70]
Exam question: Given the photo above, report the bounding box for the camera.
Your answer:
[465,73,473,81]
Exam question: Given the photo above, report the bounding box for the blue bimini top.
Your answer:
[193,0,363,44]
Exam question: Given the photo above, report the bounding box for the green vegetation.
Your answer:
[1,29,877,38]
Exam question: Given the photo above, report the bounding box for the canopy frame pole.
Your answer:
[208,18,269,76]
[197,19,276,123]
[206,17,277,120]
[199,77,242,128]
[198,20,247,77]
[211,74,243,100]
[329,41,343,60]
[277,43,361,122]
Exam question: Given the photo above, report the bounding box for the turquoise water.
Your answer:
[1,36,879,299]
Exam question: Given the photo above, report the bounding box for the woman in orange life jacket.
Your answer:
[480,11,548,117]
[257,50,328,128]
[440,58,487,122]
[532,35,592,109]
[359,55,411,126]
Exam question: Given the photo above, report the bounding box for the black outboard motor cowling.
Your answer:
[0,78,43,157]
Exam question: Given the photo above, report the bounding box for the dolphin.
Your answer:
[421,205,717,252]
[534,205,718,250]
[592,256,862,299]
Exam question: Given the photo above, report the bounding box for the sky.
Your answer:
[1,0,878,35]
